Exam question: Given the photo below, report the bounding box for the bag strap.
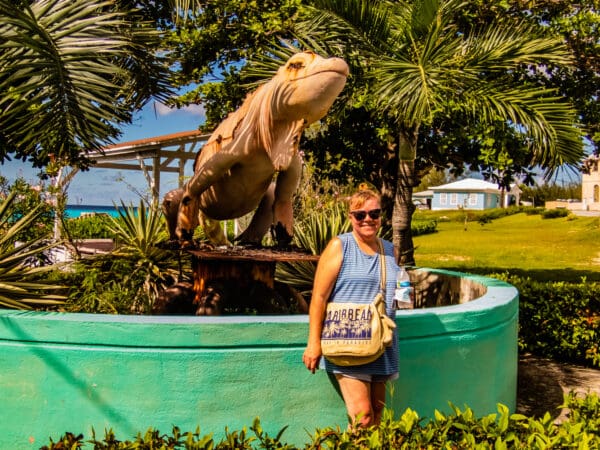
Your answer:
[376,238,386,294]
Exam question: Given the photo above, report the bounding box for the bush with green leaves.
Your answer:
[42,393,600,449]
[62,214,114,239]
[523,206,546,215]
[542,208,571,219]
[492,273,600,368]
[0,192,66,309]
[411,219,438,236]
[0,175,55,241]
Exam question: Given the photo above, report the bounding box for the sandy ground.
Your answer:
[517,353,600,423]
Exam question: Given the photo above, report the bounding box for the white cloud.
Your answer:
[154,101,205,117]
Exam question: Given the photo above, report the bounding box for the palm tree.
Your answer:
[0,0,171,170]
[1,0,172,242]
[290,0,583,265]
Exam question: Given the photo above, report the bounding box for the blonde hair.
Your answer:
[349,189,381,210]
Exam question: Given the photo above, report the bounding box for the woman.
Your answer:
[302,189,399,427]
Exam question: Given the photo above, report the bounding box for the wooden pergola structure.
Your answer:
[54,130,210,206]
[51,130,210,239]
[85,129,211,203]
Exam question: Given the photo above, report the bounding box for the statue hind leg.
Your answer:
[234,184,275,245]
[271,153,302,247]
[199,213,230,246]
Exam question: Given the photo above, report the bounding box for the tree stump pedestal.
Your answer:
[188,247,319,315]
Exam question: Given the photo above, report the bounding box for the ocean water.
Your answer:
[65,204,138,219]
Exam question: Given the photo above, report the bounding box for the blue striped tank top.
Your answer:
[323,232,399,375]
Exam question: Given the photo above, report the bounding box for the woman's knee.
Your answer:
[352,407,374,427]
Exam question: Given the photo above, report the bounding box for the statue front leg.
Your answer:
[176,150,238,246]
[162,188,184,241]
[176,191,200,247]
[271,154,302,247]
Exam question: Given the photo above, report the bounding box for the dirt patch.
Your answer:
[517,353,600,423]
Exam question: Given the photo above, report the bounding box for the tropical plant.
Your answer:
[105,201,187,312]
[42,394,600,449]
[0,174,54,241]
[455,0,600,154]
[0,192,65,309]
[276,200,351,297]
[63,201,188,314]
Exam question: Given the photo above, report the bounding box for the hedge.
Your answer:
[42,393,600,449]
[491,274,600,368]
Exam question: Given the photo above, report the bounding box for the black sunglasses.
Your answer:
[349,208,382,221]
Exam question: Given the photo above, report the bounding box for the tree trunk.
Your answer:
[392,127,418,266]
[379,138,398,231]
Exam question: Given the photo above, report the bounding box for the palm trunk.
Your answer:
[392,127,418,266]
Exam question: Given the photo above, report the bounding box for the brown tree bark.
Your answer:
[392,127,418,266]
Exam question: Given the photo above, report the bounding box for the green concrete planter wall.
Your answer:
[0,269,518,448]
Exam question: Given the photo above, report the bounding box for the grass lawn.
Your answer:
[412,211,600,282]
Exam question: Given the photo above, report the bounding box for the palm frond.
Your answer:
[0,192,66,309]
[301,0,398,54]
[0,0,169,167]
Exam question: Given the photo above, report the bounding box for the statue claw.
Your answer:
[270,223,293,249]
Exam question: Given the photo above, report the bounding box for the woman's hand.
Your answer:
[303,344,322,374]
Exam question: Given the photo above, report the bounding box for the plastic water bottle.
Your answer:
[394,266,413,309]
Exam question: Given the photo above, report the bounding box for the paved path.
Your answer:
[517,353,600,423]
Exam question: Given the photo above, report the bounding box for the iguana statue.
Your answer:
[162,52,348,247]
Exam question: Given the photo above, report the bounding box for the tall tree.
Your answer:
[289,0,583,264]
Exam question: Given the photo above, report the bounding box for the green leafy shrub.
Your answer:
[563,391,600,435]
[542,208,570,219]
[492,273,600,368]
[411,219,437,236]
[523,206,545,215]
[415,207,522,226]
[42,394,600,449]
[476,206,522,225]
[62,214,114,239]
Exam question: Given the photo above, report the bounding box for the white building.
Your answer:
[429,178,520,210]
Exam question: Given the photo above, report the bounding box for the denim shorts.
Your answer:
[333,371,399,383]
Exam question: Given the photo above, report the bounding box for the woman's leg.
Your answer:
[370,381,387,424]
[335,374,375,427]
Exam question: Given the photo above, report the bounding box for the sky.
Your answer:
[0,101,206,206]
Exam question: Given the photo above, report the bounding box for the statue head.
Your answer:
[162,187,199,244]
[267,51,349,124]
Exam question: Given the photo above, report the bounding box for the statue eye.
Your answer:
[288,62,304,70]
